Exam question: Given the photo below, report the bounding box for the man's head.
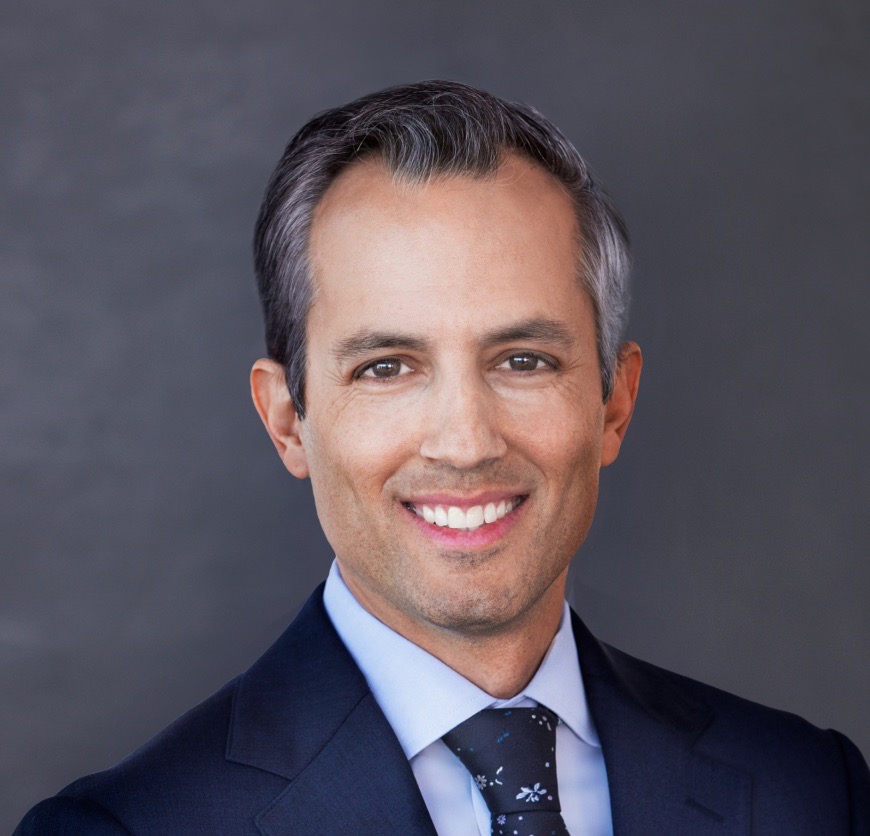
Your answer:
[253,80,631,418]
[251,82,641,653]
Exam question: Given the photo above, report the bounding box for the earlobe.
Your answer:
[250,359,310,479]
[600,342,642,467]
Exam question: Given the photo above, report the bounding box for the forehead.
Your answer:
[312,153,578,255]
[307,154,590,342]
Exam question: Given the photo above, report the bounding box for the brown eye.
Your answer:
[361,358,407,378]
[506,354,542,371]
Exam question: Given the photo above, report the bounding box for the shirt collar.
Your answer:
[323,560,600,759]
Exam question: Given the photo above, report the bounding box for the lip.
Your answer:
[399,490,526,510]
[399,494,527,549]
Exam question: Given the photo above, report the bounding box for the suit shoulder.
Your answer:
[14,796,131,835]
[17,675,284,833]
[599,638,869,787]
[601,638,840,742]
[588,635,869,828]
[69,674,241,795]
[16,591,338,834]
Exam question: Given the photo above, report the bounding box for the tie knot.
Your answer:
[442,706,562,816]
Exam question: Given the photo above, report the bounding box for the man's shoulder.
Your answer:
[581,624,869,831]
[15,588,348,834]
[574,609,857,753]
[599,634,854,757]
[61,674,242,790]
[16,675,286,834]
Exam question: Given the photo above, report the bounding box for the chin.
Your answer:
[409,579,540,636]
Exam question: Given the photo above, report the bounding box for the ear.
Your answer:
[600,342,642,467]
[250,358,309,479]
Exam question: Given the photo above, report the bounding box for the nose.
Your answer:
[418,371,508,468]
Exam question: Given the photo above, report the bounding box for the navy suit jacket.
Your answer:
[16,585,870,834]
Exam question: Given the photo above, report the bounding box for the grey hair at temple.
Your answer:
[253,80,632,418]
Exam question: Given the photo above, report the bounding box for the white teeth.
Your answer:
[413,499,519,531]
[466,506,484,528]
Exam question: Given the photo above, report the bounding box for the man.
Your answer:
[16,81,869,834]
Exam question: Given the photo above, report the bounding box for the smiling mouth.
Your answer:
[401,496,527,532]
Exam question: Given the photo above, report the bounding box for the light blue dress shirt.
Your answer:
[323,561,613,835]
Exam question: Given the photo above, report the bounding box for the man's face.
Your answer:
[263,155,638,643]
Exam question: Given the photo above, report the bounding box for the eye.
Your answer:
[498,352,554,372]
[358,357,411,379]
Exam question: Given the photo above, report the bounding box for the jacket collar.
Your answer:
[226,584,437,835]
[573,611,751,835]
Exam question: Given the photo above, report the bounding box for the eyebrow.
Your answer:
[331,317,578,364]
[479,317,576,351]
[331,331,428,364]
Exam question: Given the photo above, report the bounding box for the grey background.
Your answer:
[3,0,868,829]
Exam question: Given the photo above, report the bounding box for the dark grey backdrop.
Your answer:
[3,0,868,829]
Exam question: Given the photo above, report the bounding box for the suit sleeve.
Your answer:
[14,796,132,836]
[830,730,870,835]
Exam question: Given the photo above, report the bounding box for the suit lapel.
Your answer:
[572,612,751,835]
[255,690,437,835]
[226,586,437,836]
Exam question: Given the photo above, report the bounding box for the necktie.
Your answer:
[442,706,570,836]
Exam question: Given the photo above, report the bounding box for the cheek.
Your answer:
[304,399,415,502]
[512,397,603,468]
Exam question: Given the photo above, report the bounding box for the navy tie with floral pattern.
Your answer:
[442,706,570,836]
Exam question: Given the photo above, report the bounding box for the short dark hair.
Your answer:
[254,80,631,417]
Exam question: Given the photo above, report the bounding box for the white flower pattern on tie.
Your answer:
[516,782,546,802]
